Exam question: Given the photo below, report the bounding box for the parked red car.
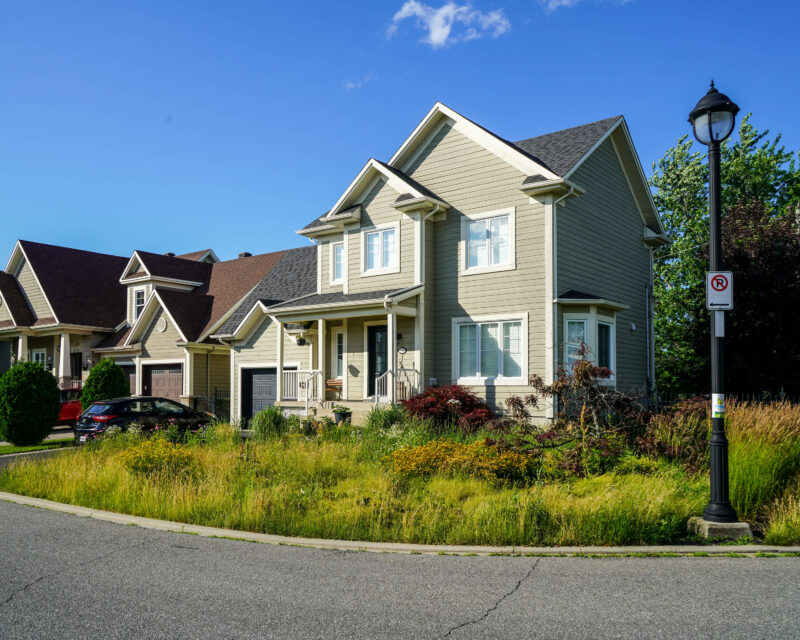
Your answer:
[58,388,83,425]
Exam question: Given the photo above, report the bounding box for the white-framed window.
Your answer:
[330,241,344,284]
[31,349,46,366]
[452,314,527,385]
[461,207,516,275]
[563,312,616,381]
[331,329,344,378]
[133,287,146,321]
[361,222,400,276]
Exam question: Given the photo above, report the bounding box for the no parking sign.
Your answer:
[706,271,733,310]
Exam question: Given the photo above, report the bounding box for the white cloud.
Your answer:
[539,0,635,12]
[388,1,510,49]
[344,72,374,91]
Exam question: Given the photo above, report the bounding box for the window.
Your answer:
[330,242,344,284]
[31,349,46,366]
[332,330,344,378]
[563,313,616,381]
[133,287,146,320]
[462,208,515,274]
[362,225,399,275]
[565,319,587,367]
[456,318,524,382]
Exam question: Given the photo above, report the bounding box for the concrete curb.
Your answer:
[0,447,76,470]
[2,491,800,556]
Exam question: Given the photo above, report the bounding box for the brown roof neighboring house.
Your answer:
[175,249,217,262]
[18,241,129,329]
[0,271,36,326]
[132,251,212,283]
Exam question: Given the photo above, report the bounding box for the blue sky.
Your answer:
[1,0,797,262]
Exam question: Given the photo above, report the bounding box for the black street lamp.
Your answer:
[688,81,740,523]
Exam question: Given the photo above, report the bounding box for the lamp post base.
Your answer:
[688,516,752,541]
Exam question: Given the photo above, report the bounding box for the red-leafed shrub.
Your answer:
[402,385,493,434]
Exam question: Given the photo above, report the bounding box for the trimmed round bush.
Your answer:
[81,359,130,409]
[0,361,61,446]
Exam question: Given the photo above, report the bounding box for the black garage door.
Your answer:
[241,368,276,423]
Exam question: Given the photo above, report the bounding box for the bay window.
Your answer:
[454,315,526,383]
[563,313,616,380]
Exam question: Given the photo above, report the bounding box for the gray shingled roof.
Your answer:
[215,246,317,335]
[512,116,621,177]
[268,288,408,311]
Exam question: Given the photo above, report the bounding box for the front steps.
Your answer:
[277,399,381,425]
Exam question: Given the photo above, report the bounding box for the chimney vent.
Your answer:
[164,252,176,257]
[238,252,252,258]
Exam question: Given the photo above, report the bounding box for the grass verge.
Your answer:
[0,438,75,456]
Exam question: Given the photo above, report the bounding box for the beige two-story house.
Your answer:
[221,102,667,422]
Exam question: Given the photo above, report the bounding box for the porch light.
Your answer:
[688,81,739,145]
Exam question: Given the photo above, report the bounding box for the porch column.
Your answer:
[317,319,325,375]
[58,333,71,380]
[342,318,348,401]
[276,320,284,402]
[387,308,396,404]
[18,334,27,361]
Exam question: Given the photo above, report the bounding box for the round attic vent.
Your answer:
[157,317,167,333]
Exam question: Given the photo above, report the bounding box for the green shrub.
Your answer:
[81,359,130,409]
[0,361,61,446]
[251,405,287,439]
[363,405,406,431]
[385,440,537,482]
[118,439,195,476]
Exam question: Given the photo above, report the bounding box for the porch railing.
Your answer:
[374,370,391,405]
[57,376,83,390]
[282,370,323,409]
[396,367,421,402]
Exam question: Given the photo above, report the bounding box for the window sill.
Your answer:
[361,266,401,278]
[456,376,526,387]
[461,263,516,276]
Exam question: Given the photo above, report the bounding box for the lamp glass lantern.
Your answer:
[688,81,740,145]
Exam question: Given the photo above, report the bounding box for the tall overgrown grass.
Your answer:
[1,401,798,545]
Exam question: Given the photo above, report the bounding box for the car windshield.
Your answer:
[85,403,114,415]
[62,390,81,402]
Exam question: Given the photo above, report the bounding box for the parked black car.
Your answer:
[74,397,215,442]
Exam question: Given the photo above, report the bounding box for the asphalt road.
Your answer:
[1,500,798,640]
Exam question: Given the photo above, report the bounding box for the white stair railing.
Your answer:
[374,370,391,405]
[282,370,322,410]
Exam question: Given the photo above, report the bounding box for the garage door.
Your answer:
[144,365,183,401]
[241,368,276,423]
[119,365,136,396]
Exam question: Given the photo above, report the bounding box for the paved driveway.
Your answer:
[1,500,798,639]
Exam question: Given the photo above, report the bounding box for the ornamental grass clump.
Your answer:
[763,485,800,544]
[385,440,537,482]
[118,439,195,476]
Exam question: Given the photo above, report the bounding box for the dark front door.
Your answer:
[70,353,82,380]
[367,325,388,397]
[242,368,277,423]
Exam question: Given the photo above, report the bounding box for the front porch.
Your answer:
[269,288,425,409]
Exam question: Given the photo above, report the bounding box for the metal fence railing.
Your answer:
[192,389,231,422]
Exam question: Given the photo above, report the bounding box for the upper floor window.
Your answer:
[361,223,399,276]
[330,242,344,284]
[133,288,146,320]
[461,207,516,275]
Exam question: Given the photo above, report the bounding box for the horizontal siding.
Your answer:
[141,309,182,359]
[0,301,13,325]
[209,353,230,393]
[16,259,50,321]
[406,123,547,413]
[557,137,651,391]
[347,179,416,294]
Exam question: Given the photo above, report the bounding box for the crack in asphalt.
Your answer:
[1,540,148,608]
[441,558,539,638]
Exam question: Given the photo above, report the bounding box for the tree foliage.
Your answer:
[81,359,130,409]
[650,115,800,394]
[0,361,61,446]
